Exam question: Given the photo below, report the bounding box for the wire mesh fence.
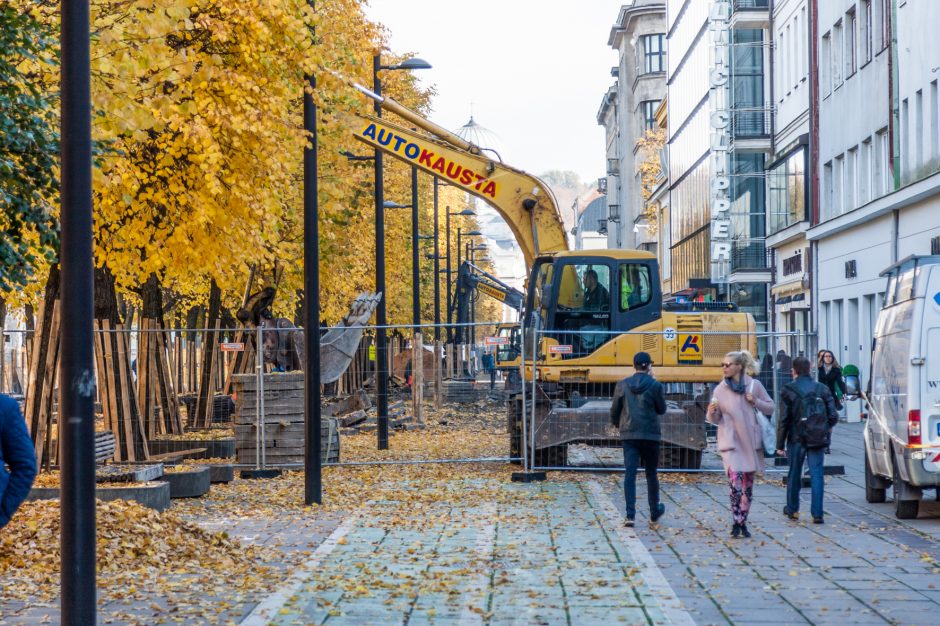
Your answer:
[519,327,818,474]
[2,321,821,476]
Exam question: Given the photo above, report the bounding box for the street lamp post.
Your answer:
[372,52,431,450]
[444,207,476,342]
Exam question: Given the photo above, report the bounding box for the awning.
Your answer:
[771,280,805,298]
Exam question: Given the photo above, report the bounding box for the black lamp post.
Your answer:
[372,52,431,450]
[467,243,487,346]
[60,0,96,622]
[447,216,478,340]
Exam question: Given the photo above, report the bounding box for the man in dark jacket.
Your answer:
[776,356,838,524]
[610,352,667,527]
[1,393,37,529]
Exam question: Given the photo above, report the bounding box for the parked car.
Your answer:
[863,255,940,519]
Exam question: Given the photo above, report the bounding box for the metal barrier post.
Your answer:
[255,325,262,470]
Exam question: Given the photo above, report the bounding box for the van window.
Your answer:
[896,268,916,302]
[884,273,898,307]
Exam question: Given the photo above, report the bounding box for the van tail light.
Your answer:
[908,410,922,446]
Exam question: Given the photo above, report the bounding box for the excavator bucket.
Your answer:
[317,292,382,384]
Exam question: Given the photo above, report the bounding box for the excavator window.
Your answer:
[553,263,612,357]
[618,264,652,311]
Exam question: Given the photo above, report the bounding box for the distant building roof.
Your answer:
[578,195,607,231]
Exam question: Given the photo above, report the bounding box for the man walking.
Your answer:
[610,352,667,527]
[1,393,37,529]
[776,356,839,524]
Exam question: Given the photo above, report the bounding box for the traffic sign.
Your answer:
[220,342,245,352]
[549,344,573,354]
[485,336,509,346]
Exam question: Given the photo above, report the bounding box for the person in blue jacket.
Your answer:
[1,393,37,529]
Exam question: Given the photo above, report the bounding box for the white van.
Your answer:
[863,255,940,519]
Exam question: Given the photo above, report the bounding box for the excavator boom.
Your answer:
[352,111,569,267]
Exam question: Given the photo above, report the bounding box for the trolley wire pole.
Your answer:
[303,0,322,504]
[59,0,97,621]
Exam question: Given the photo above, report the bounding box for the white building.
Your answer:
[598,1,667,250]
[766,0,811,358]
[809,0,940,420]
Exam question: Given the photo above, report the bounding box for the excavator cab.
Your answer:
[527,251,662,359]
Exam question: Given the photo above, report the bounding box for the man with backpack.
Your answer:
[776,356,839,524]
[610,352,667,528]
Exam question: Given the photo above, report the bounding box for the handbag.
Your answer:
[748,380,776,455]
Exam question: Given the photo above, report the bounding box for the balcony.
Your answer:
[732,0,769,28]
[730,238,771,274]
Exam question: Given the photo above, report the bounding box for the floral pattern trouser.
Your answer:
[728,470,755,525]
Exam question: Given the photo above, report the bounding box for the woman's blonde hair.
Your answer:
[726,350,760,377]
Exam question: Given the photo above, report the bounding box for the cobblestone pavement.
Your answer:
[596,422,940,626]
[243,477,693,626]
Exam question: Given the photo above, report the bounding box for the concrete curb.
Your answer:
[27,481,172,512]
[161,467,211,498]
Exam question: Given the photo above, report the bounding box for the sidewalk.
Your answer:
[242,476,692,626]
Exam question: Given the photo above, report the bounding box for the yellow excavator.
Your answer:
[348,82,755,469]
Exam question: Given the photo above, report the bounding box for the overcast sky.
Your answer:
[364,0,625,185]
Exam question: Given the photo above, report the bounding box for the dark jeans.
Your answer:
[622,439,661,519]
[786,441,825,519]
[488,369,496,389]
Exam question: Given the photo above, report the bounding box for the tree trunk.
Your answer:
[193,280,222,428]
[24,265,61,468]
[93,266,149,461]
[138,274,182,438]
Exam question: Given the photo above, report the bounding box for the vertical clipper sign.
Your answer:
[355,119,498,199]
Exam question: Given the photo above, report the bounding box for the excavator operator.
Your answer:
[582,269,610,311]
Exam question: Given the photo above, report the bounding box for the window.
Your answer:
[823,161,833,219]
[821,32,832,94]
[776,28,785,102]
[846,8,857,77]
[881,0,890,50]
[640,100,660,131]
[877,128,891,195]
[846,147,858,211]
[931,81,939,161]
[915,90,924,171]
[801,6,809,79]
[785,24,792,91]
[833,20,844,87]
[861,0,873,63]
[901,97,909,178]
[641,34,665,74]
[768,149,806,233]
[834,154,844,216]
[619,264,652,311]
[860,138,872,205]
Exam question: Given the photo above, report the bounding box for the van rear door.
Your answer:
[922,268,940,471]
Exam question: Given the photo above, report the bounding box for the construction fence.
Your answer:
[1,322,828,474]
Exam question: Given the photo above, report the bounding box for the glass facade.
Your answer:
[731,29,769,137]
[729,153,767,273]
[767,148,806,234]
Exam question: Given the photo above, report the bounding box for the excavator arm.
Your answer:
[349,86,570,267]
[451,261,523,344]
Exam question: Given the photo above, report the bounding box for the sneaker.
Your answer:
[813,516,824,524]
[650,503,666,523]
[783,506,799,521]
[624,517,635,528]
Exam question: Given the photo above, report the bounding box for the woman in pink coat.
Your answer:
[706,350,774,538]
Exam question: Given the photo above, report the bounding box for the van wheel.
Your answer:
[864,449,887,503]
[892,455,920,520]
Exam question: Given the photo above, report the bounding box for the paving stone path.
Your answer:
[243,478,692,626]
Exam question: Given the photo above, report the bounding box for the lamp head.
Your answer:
[383,200,411,209]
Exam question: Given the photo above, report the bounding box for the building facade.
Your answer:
[665,0,772,347]
[767,0,811,358]
[809,0,940,420]
[598,1,667,250]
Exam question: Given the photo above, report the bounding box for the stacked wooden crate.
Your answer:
[231,372,339,466]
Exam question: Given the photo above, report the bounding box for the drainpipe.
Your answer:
[807,0,820,340]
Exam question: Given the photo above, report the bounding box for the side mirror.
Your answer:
[843,364,861,401]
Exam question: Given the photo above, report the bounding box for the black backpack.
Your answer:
[796,384,830,449]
